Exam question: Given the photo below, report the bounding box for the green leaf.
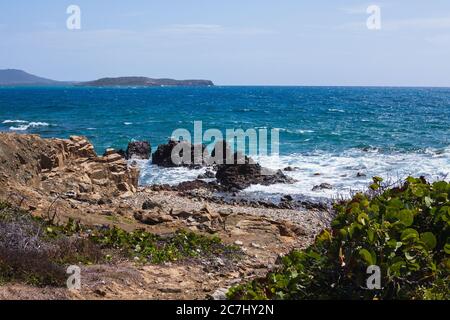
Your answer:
[369,183,379,191]
[401,228,419,241]
[357,213,369,226]
[359,249,374,265]
[420,232,437,250]
[445,241,450,255]
[397,210,414,227]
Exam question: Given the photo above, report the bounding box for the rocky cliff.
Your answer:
[0,133,139,213]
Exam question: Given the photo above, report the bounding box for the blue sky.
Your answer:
[1,1,450,86]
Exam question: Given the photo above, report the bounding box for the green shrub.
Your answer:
[228,177,450,300]
[89,226,240,264]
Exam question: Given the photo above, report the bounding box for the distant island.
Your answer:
[0,69,214,87]
[0,69,66,86]
[78,77,214,87]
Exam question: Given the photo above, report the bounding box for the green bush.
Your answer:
[89,226,240,264]
[228,177,450,300]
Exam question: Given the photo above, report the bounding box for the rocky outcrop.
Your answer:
[215,153,295,191]
[0,133,139,201]
[126,141,151,160]
[152,140,207,168]
[312,183,333,191]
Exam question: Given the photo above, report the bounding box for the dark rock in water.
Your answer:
[152,140,208,167]
[197,170,216,179]
[283,166,299,172]
[126,141,151,160]
[312,183,333,191]
[175,179,217,192]
[209,140,251,165]
[356,172,366,177]
[282,194,293,202]
[215,153,295,190]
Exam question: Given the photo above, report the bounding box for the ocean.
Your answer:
[1,86,449,200]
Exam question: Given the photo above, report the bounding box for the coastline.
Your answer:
[0,132,332,299]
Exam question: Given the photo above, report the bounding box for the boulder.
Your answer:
[312,183,333,191]
[197,170,215,179]
[134,210,174,225]
[126,141,151,160]
[152,140,207,167]
[103,148,126,158]
[209,141,251,165]
[142,200,162,210]
[215,153,295,190]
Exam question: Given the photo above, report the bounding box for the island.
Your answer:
[0,69,214,87]
[77,77,214,87]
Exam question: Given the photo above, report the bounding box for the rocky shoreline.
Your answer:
[0,133,332,300]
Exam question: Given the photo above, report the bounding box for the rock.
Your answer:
[175,180,213,192]
[209,140,234,165]
[218,208,233,216]
[103,148,116,157]
[283,166,298,172]
[126,141,151,160]
[210,288,228,300]
[117,182,132,192]
[197,170,215,179]
[104,153,123,163]
[234,240,244,246]
[357,172,366,177]
[142,200,162,210]
[152,140,207,167]
[215,154,295,191]
[134,210,173,225]
[158,287,182,294]
[172,210,193,219]
[69,136,97,158]
[312,183,333,191]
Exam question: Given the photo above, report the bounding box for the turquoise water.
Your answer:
[1,86,449,198]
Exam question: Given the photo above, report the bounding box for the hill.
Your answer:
[0,69,63,86]
[78,76,214,87]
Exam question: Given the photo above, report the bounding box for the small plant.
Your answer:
[0,200,241,287]
[89,226,240,264]
[228,177,450,300]
[0,203,101,287]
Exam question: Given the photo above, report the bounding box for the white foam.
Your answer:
[124,122,133,125]
[136,147,450,200]
[2,120,28,124]
[247,148,450,199]
[135,159,208,186]
[9,122,50,131]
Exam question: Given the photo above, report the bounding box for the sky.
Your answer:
[1,0,450,86]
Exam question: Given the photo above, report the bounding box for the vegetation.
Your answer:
[0,201,240,287]
[0,202,101,286]
[89,226,240,264]
[228,177,450,300]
